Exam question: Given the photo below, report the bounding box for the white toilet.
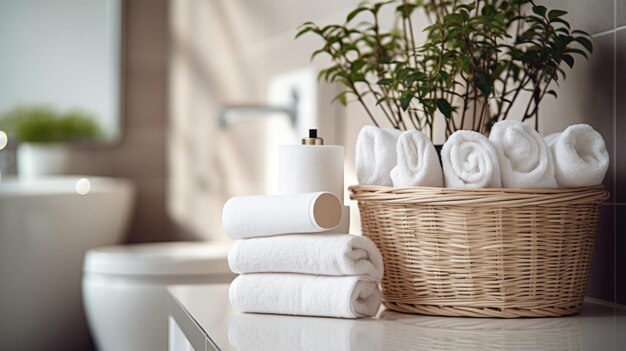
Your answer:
[82,241,235,351]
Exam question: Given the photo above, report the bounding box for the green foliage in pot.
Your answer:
[297,0,592,138]
[0,106,102,143]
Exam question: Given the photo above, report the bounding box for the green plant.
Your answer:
[0,106,102,143]
[297,0,592,138]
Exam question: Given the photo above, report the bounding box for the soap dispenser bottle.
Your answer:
[278,129,344,204]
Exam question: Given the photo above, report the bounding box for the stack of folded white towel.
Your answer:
[356,121,609,189]
[222,192,383,319]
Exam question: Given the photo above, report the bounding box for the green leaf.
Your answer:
[346,7,368,22]
[481,4,497,17]
[350,71,366,82]
[532,5,547,17]
[436,98,452,118]
[406,72,426,84]
[550,17,571,29]
[396,68,409,80]
[331,91,348,106]
[396,4,417,18]
[546,90,558,98]
[376,96,391,106]
[310,48,327,61]
[372,1,393,14]
[548,9,568,21]
[477,80,492,97]
[574,36,594,54]
[318,66,340,82]
[294,26,313,39]
[351,59,366,73]
[562,54,575,68]
[394,63,405,74]
[567,48,589,59]
[444,13,464,24]
[377,78,393,85]
[400,92,414,111]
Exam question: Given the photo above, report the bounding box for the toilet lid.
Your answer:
[84,241,232,276]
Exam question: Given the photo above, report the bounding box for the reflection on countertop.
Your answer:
[167,285,626,351]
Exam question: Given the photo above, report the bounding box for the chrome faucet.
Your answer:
[218,88,299,128]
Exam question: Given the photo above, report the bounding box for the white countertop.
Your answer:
[167,284,626,351]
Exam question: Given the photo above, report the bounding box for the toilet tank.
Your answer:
[0,176,135,350]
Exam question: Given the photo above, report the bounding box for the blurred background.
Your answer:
[0,0,624,349]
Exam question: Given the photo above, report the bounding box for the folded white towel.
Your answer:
[547,124,609,187]
[229,274,381,318]
[356,125,402,186]
[390,130,443,187]
[228,234,384,281]
[222,192,342,240]
[489,120,557,188]
[441,130,502,188]
[228,311,382,351]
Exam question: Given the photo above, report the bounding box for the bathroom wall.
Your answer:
[169,0,625,304]
[526,0,625,306]
[67,0,173,242]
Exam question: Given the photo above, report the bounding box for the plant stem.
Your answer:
[458,70,470,130]
[472,87,478,131]
[392,92,408,130]
[478,97,488,133]
[407,107,420,130]
[349,80,380,127]
[406,3,418,68]
[368,81,399,128]
[502,72,531,120]
[370,14,401,128]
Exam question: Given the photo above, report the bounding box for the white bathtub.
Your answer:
[0,176,135,350]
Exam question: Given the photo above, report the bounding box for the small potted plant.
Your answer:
[0,106,102,178]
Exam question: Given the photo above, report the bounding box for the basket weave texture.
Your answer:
[350,185,609,318]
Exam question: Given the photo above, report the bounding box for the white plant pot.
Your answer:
[17,143,70,179]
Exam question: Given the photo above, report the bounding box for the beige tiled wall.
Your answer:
[67,0,172,243]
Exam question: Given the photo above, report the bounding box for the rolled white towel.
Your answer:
[222,192,342,240]
[544,132,561,147]
[390,130,443,187]
[228,234,384,281]
[547,124,609,187]
[356,125,402,186]
[441,130,502,188]
[489,120,557,188]
[229,274,381,318]
[327,206,351,234]
[228,311,382,351]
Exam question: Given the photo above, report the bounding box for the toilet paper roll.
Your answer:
[222,192,342,240]
[279,145,344,204]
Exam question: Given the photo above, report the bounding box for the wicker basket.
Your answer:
[350,185,609,318]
